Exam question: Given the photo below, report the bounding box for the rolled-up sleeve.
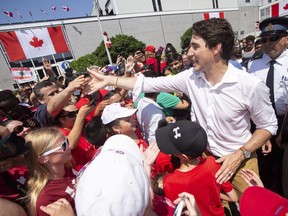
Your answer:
[250,81,278,135]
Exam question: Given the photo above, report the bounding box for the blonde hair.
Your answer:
[24,127,63,216]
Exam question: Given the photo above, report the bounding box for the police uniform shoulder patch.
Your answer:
[251,51,263,61]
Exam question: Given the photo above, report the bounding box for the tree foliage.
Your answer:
[70,53,98,72]
[180,27,193,51]
[93,34,145,66]
[70,34,145,70]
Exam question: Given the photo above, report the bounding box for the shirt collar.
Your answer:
[196,63,238,86]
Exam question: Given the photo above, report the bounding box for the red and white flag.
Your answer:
[271,0,288,17]
[203,12,224,20]
[52,6,56,11]
[10,67,34,81]
[3,10,13,17]
[103,31,112,48]
[62,6,70,12]
[0,26,69,62]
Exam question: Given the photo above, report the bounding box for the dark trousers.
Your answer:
[283,144,288,198]
[257,137,283,195]
[256,115,284,196]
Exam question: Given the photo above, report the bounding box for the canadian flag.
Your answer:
[3,10,13,17]
[0,26,69,62]
[103,31,112,48]
[62,6,70,12]
[271,0,288,17]
[10,67,34,81]
[203,12,224,20]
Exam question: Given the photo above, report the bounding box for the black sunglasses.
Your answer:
[261,35,284,44]
[13,125,24,134]
[61,110,78,118]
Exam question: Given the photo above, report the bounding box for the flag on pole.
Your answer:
[10,67,34,81]
[62,6,70,12]
[0,26,69,62]
[203,12,224,20]
[3,10,13,17]
[103,31,112,48]
[51,6,56,11]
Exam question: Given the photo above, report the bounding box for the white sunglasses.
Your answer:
[41,138,69,156]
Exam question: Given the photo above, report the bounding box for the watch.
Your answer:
[240,147,251,159]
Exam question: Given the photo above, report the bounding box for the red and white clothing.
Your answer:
[36,168,76,216]
[163,156,233,216]
[59,128,97,171]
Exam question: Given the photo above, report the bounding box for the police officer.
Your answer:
[248,16,288,197]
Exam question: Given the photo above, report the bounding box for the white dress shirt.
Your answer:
[248,49,288,116]
[136,97,165,144]
[133,63,278,157]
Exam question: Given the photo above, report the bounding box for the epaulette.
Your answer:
[250,50,264,61]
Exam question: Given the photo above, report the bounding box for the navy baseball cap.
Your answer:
[155,120,208,158]
[259,16,288,36]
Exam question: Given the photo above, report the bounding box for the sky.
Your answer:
[0,0,94,24]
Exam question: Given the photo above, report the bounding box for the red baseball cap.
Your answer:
[145,45,156,53]
[240,186,288,216]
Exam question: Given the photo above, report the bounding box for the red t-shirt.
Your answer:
[59,128,97,171]
[155,153,173,174]
[163,156,233,216]
[0,166,29,201]
[36,168,76,216]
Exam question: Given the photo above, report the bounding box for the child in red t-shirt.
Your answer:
[155,120,238,216]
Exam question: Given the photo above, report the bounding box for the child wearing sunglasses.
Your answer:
[24,128,76,216]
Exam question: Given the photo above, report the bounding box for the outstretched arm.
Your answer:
[215,128,271,184]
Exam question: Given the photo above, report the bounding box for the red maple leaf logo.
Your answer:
[29,36,44,48]
[283,4,288,10]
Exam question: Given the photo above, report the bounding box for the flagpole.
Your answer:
[29,11,34,22]
[94,0,112,65]
[15,9,23,23]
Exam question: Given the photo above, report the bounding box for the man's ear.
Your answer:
[179,154,189,161]
[37,98,45,105]
[212,43,222,55]
[37,156,48,164]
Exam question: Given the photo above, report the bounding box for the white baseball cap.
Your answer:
[101,103,137,125]
[75,134,150,216]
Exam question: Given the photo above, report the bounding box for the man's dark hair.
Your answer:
[167,53,182,65]
[33,80,55,100]
[245,35,255,43]
[84,116,107,146]
[103,90,121,101]
[192,18,235,60]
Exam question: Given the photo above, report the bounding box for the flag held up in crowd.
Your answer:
[103,31,112,48]
[10,67,34,81]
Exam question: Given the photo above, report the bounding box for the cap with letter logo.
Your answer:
[155,120,207,158]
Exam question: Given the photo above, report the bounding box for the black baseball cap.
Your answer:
[155,120,207,158]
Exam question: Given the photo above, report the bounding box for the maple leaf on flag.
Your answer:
[29,36,44,48]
